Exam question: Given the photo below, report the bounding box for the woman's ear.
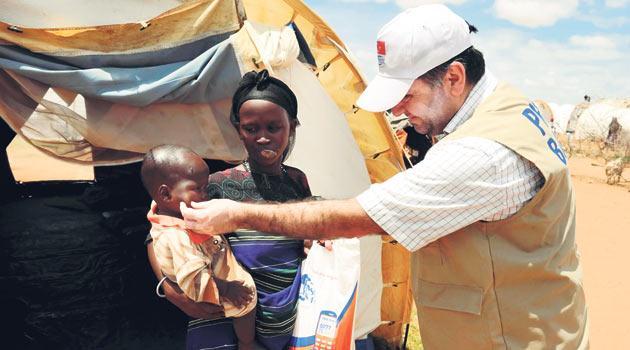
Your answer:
[234,123,245,140]
[289,119,298,133]
[158,184,171,202]
[234,124,245,141]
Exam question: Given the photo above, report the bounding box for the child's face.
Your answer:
[170,171,209,207]
[238,99,294,169]
[158,154,209,216]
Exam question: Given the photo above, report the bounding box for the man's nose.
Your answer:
[390,102,406,117]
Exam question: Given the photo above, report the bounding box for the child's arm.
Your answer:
[167,232,254,308]
[165,234,222,305]
[147,242,224,319]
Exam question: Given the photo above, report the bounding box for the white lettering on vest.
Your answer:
[521,103,567,165]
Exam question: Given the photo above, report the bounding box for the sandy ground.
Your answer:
[5,138,630,348]
[569,155,630,349]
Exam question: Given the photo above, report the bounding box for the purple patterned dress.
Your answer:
[186,166,310,350]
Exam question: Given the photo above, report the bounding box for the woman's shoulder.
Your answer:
[208,166,248,183]
[283,165,311,197]
[207,166,259,201]
[283,165,307,182]
[283,165,306,177]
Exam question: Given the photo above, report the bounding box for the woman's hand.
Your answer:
[163,279,225,320]
[320,240,333,251]
[303,240,333,256]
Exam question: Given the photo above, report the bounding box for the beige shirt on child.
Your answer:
[148,202,256,317]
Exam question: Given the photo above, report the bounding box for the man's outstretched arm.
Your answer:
[180,198,385,240]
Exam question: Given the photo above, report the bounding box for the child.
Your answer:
[141,144,256,350]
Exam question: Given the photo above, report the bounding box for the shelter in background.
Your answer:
[0,0,412,348]
[566,98,630,141]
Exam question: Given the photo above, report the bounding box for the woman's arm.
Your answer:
[147,242,224,319]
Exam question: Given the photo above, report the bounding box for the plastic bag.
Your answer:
[289,238,361,350]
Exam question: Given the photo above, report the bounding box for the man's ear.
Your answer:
[445,62,467,97]
[158,184,171,202]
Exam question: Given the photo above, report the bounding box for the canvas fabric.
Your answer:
[0,0,409,342]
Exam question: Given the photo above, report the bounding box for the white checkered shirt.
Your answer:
[357,73,545,252]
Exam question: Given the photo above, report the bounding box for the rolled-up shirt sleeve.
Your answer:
[160,233,220,304]
[357,137,543,252]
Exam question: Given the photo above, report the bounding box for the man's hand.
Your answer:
[162,279,225,319]
[180,200,241,235]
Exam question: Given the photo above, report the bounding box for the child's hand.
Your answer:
[163,278,225,319]
[219,280,254,308]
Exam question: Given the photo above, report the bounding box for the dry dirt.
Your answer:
[569,155,630,349]
[6,138,630,348]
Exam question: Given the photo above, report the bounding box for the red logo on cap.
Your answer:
[377,41,386,55]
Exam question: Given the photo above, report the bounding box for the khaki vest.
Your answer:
[411,83,589,349]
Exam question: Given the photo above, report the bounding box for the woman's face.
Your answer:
[238,99,294,172]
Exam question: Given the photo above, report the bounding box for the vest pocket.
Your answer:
[417,279,483,315]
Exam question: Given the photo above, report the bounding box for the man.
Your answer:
[182,4,588,349]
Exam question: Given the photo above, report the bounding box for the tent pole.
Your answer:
[402,323,410,350]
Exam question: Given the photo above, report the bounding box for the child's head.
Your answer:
[141,145,209,217]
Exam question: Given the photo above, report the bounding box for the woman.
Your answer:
[151,69,311,350]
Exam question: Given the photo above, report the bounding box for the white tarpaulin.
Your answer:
[567,100,630,140]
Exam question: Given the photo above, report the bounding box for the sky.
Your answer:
[305,0,630,105]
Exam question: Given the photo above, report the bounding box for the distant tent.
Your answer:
[548,102,575,134]
[0,0,411,347]
[566,99,630,140]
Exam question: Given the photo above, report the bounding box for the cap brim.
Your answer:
[356,75,414,112]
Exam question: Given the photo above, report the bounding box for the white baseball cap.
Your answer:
[356,4,473,112]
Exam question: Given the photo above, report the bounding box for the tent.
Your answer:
[548,102,575,134]
[565,99,630,140]
[0,0,412,348]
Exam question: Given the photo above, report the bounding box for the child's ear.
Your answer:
[158,184,171,202]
